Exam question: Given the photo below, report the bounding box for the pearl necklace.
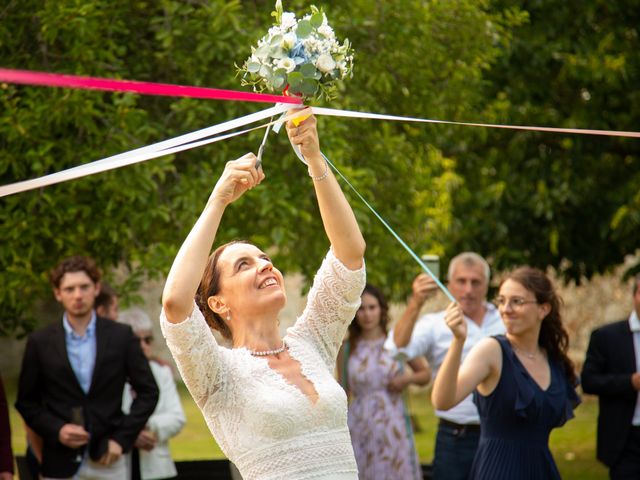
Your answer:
[249,340,287,356]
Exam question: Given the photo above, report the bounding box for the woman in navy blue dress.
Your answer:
[432,267,579,479]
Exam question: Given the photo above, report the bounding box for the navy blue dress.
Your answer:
[470,335,580,479]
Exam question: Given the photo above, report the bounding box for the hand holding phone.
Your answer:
[420,254,440,279]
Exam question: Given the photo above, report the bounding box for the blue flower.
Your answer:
[291,42,308,64]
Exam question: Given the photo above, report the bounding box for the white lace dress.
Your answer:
[161,250,365,480]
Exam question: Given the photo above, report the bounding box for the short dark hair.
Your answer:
[633,274,640,296]
[95,282,118,311]
[50,256,101,288]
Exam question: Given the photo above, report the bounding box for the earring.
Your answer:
[226,311,231,322]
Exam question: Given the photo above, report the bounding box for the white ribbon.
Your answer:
[310,106,640,138]
[0,104,290,197]
[2,103,639,198]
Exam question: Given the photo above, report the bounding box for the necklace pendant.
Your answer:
[514,345,537,360]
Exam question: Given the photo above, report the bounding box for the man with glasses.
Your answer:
[582,273,640,479]
[385,252,505,480]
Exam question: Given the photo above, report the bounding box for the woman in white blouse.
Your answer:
[120,308,186,480]
[161,110,366,480]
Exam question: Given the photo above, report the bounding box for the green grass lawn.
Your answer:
[8,383,608,479]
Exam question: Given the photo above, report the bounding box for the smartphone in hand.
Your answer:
[420,254,440,279]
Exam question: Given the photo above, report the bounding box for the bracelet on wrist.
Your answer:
[308,160,329,182]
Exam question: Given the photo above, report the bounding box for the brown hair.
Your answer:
[95,282,117,311]
[347,284,390,356]
[195,240,248,341]
[501,266,577,385]
[50,256,101,288]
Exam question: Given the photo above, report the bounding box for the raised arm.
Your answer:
[431,303,498,410]
[162,154,264,323]
[393,274,439,348]
[286,110,365,269]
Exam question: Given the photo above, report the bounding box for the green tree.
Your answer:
[451,0,640,281]
[1,0,522,335]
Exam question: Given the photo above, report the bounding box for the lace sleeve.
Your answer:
[287,249,365,370]
[160,303,225,410]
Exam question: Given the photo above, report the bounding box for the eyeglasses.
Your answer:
[494,297,538,309]
[139,335,153,345]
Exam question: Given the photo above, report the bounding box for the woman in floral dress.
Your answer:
[339,284,430,480]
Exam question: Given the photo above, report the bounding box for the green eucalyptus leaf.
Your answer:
[310,13,323,28]
[287,83,303,96]
[296,20,312,38]
[300,63,317,78]
[255,44,270,58]
[300,78,318,95]
[259,64,272,78]
[270,47,286,59]
[287,71,304,86]
[247,62,261,73]
[270,34,282,47]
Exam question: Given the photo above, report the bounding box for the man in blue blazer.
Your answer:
[16,256,158,479]
[582,273,640,480]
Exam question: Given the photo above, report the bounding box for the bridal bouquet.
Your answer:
[238,1,354,101]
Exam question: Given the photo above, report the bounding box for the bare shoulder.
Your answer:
[469,337,502,365]
[476,336,500,351]
[471,337,503,394]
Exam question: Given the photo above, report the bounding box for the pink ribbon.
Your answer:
[0,68,302,105]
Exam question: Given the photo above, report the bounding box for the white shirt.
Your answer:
[385,303,504,425]
[629,311,640,426]
[123,361,186,480]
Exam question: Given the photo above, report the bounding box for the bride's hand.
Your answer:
[209,153,264,206]
[286,109,321,162]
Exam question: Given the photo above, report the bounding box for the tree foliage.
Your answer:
[1,0,636,335]
[454,0,640,280]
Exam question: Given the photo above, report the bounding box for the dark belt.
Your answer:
[439,418,481,434]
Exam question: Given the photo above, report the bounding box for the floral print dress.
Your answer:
[346,337,423,480]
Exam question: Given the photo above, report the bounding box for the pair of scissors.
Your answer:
[255,117,274,170]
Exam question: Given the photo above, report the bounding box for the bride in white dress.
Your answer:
[161,110,366,480]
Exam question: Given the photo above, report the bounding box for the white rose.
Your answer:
[315,53,336,73]
[277,58,296,73]
[281,12,296,29]
[281,33,297,50]
[318,25,334,39]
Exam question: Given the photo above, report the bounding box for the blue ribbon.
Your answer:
[321,153,456,303]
